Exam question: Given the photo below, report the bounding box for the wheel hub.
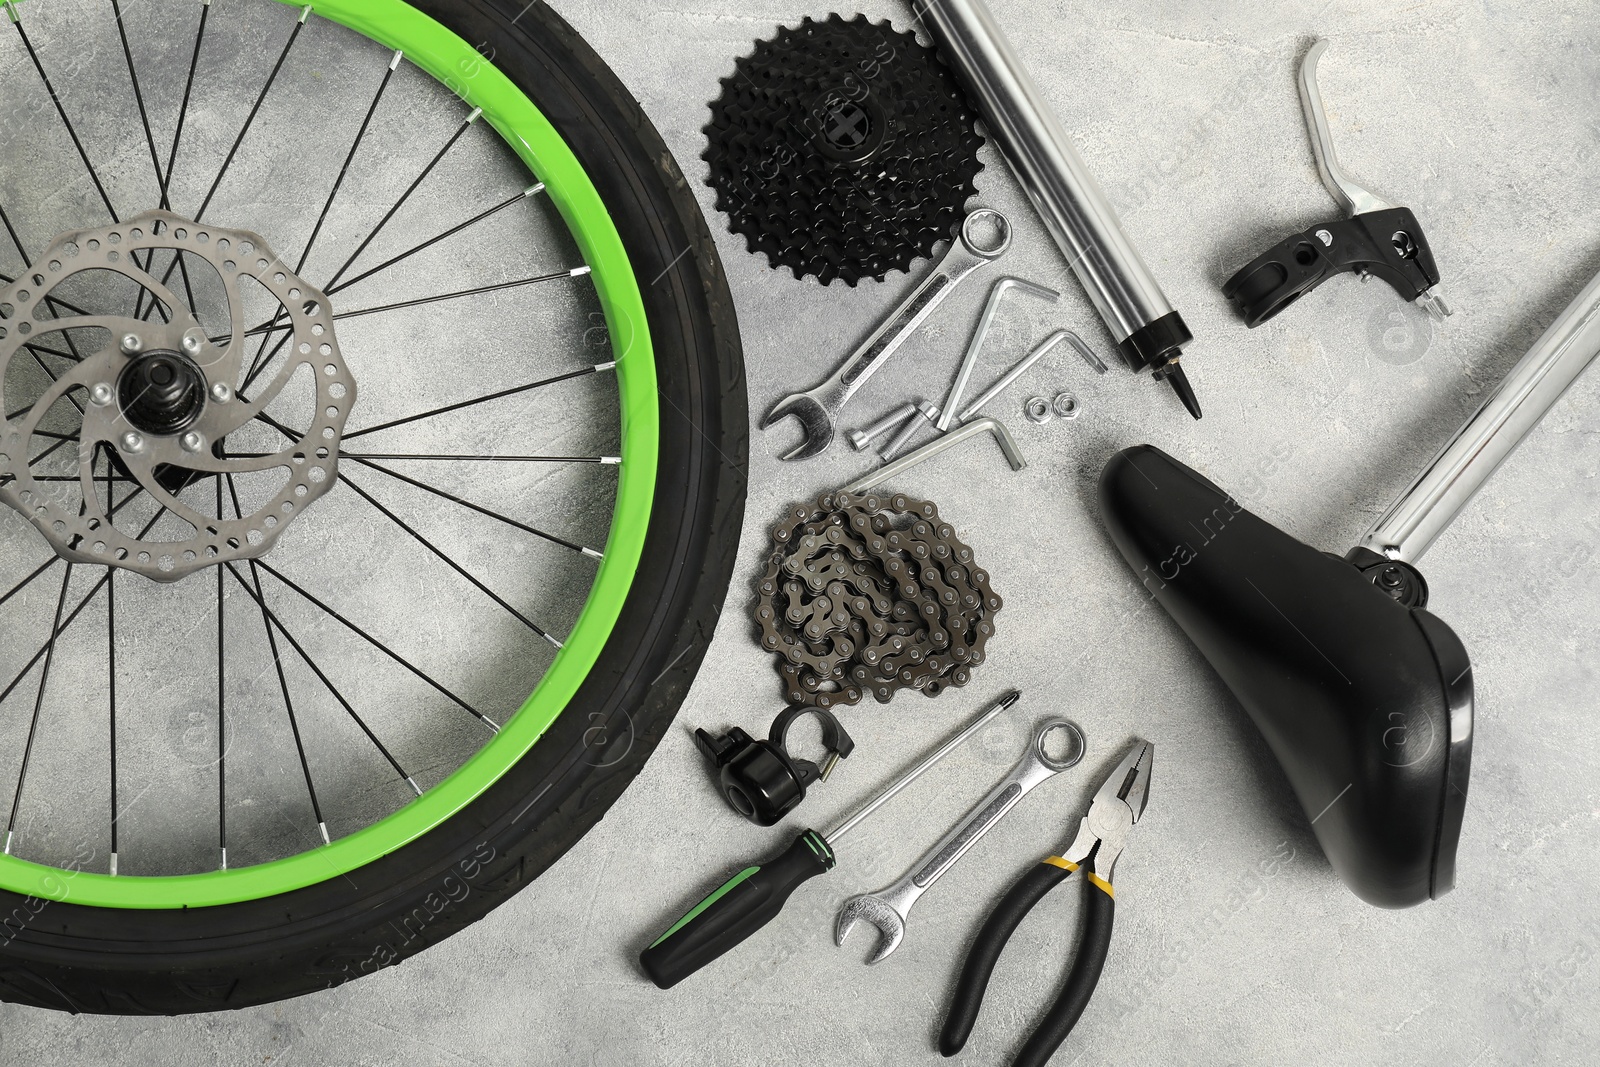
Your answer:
[0,210,356,582]
[119,349,208,436]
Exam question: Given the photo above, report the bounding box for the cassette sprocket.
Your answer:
[704,14,985,286]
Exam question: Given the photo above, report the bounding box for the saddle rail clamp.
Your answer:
[761,208,1012,461]
[835,718,1084,964]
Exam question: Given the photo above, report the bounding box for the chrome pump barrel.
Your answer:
[1360,268,1600,563]
[915,0,1201,418]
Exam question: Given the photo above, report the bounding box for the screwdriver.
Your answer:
[639,690,1022,989]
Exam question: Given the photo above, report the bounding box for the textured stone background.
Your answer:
[2,0,1598,1064]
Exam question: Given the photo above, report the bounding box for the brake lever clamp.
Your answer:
[694,706,855,826]
[1223,39,1451,328]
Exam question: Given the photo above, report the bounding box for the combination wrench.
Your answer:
[835,718,1084,964]
[760,208,1012,461]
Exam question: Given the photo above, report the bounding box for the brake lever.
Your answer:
[1223,39,1451,328]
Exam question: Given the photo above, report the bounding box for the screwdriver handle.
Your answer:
[640,830,836,989]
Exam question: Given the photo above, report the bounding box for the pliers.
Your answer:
[940,739,1153,1067]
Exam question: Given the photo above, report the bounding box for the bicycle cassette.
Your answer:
[754,490,1001,708]
[704,14,985,286]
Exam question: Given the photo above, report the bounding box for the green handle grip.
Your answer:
[640,829,835,989]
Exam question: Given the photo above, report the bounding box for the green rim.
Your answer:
[0,0,659,909]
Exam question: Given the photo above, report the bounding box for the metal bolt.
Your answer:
[211,382,232,403]
[181,328,206,356]
[121,432,145,454]
[849,402,917,451]
[880,400,940,462]
[89,383,114,407]
[1052,393,1079,419]
[180,431,205,454]
[120,333,143,356]
[1024,396,1053,424]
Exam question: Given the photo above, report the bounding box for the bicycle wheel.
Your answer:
[0,0,745,1013]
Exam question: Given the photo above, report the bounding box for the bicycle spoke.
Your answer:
[23,430,79,447]
[298,51,401,275]
[21,435,75,476]
[332,453,619,465]
[0,203,27,269]
[239,201,571,401]
[343,363,613,442]
[105,455,119,875]
[216,477,227,870]
[223,561,421,796]
[111,0,165,202]
[0,480,147,612]
[0,273,96,321]
[20,350,87,416]
[3,201,104,368]
[194,7,307,222]
[160,0,210,213]
[3,563,79,855]
[324,184,545,300]
[129,0,211,317]
[8,5,119,221]
[225,473,327,845]
[13,339,82,364]
[235,265,589,358]
[339,473,563,649]
[242,49,403,391]
[322,109,481,293]
[0,474,157,857]
[352,456,601,558]
[319,266,591,326]
[251,559,497,732]
[238,329,294,397]
[0,557,62,613]
[137,5,308,318]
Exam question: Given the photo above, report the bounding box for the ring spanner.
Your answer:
[835,718,1084,964]
[761,208,1011,461]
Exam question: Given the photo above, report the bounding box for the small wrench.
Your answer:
[761,208,1012,461]
[835,718,1084,964]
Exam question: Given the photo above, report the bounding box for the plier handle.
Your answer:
[940,740,1153,1067]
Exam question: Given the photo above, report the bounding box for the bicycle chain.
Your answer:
[703,14,985,287]
[754,491,1000,708]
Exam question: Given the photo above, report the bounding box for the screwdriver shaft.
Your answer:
[824,690,1021,844]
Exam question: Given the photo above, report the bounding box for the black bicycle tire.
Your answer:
[0,0,746,1015]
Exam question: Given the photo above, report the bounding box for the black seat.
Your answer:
[1098,445,1473,908]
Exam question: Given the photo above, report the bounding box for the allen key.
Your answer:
[937,277,1060,431]
[956,329,1105,423]
[842,416,1025,494]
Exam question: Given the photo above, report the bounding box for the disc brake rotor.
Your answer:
[0,209,353,581]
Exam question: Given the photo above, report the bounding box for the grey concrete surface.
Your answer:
[2,0,1600,1064]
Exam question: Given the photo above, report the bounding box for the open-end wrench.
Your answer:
[760,208,1012,461]
[835,718,1084,964]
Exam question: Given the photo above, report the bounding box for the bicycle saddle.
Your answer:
[1098,445,1473,908]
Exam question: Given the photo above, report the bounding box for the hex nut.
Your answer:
[1052,393,1080,419]
[1024,396,1054,425]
